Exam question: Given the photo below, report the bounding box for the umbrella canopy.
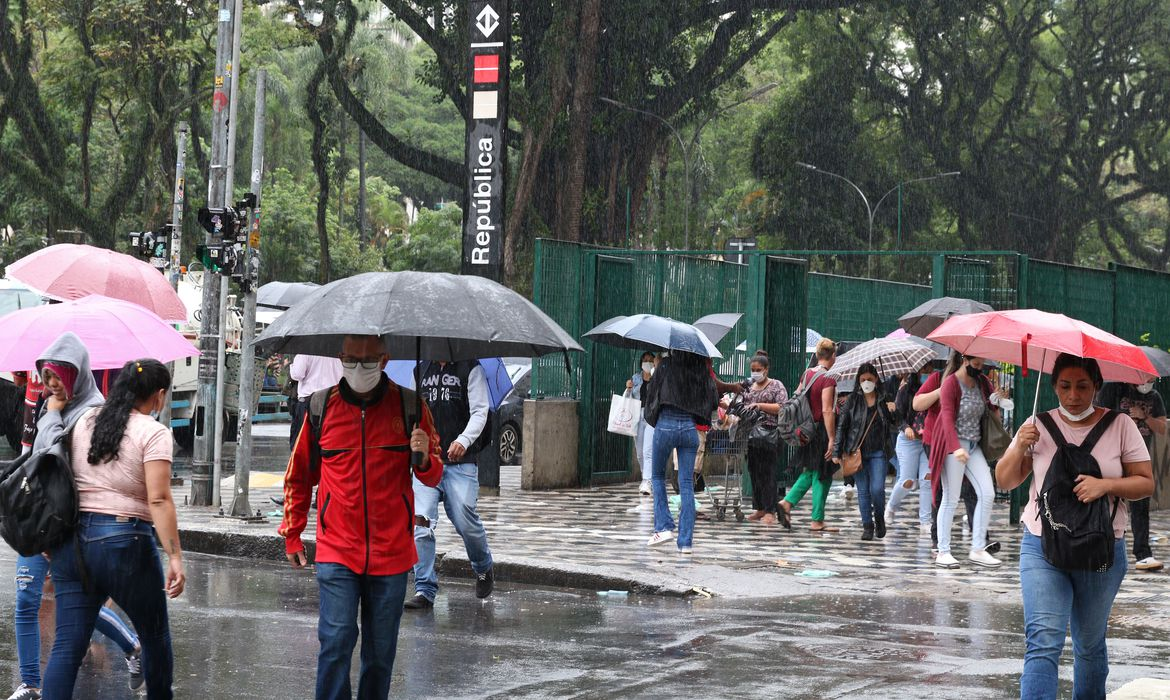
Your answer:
[0,295,199,371]
[926,309,1156,385]
[584,314,721,358]
[898,296,994,338]
[692,313,742,346]
[803,328,823,354]
[827,337,937,382]
[256,281,320,310]
[6,244,187,323]
[1140,346,1170,378]
[886,328,952,362]
[253,271,582,360]
[384,358,514,409]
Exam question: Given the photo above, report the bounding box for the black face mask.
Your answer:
[966,364,983,378]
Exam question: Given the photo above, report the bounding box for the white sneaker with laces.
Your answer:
[968,549,1002,568]
[7,684,40,700]
[639,479,652,495]
[646,530,674,547]
[935,552,960,568]
[883,507,895,524]
[1136,556,1164,571]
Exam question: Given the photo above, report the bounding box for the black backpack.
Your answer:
[778,367,824,447]
[0,433,79,556]
[1034,410,1121,572]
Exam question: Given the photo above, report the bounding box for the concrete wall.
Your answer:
[521,399,579,490]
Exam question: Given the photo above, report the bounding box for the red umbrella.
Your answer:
[7,244,187,323]
[927,309,1157,414]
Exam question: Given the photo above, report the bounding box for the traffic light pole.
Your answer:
[192,0,236,506]
[160,122,188,430]
[231,69,265,519]
[211,0,245,508]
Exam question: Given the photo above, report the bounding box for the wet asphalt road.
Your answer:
[0,549,1167,699]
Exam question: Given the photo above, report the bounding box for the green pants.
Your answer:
[784,470,832,522]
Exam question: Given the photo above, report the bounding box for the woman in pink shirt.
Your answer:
[997,354,1153,700]
[42,359,186,699]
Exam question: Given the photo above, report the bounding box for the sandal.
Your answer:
[810,523,839,533]
[776,507,791,530]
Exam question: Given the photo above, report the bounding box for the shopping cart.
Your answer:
[704,398,755,522]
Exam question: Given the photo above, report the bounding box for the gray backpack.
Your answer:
[777,368,824,447]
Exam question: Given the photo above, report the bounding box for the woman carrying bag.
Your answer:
[738,353,788,526]
[832,363,895,541]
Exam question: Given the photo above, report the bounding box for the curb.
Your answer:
[178,525,701,598]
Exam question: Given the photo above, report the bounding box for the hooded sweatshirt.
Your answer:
[31,332,104,453]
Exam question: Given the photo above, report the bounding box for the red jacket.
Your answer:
[279,379,443,576]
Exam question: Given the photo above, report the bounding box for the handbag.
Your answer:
[980,408,1011,462]
[841,410,878,478]
[607,390,641,437]
[748,418,779,452]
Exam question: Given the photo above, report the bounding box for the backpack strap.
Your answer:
[398,384,418,433]
[1035,412,1066,448]
[307,387,334,473]
[1080,410,1120,453]
[795,367,824,398]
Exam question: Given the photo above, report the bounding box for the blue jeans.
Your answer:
[43,514,172,699]
[412,462,493,601]
[315,564,407,700]
[651,408,698,548]
[1019,532,1126,700]
[636,410,653,481]
[889,433,932,525]
[856,451,888,525]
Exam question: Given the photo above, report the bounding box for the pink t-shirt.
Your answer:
[1012,409,1150,538]
[70,408,173,521]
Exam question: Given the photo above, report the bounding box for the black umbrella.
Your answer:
[898,297,994,338]
[1140,346,1170,377]
[256,281,320,310]
[254,271,582,463]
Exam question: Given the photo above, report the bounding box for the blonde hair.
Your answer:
[815,338,836,361]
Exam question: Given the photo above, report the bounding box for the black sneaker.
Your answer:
[403,593,433,610]
[126,649,144,690]
[475,568,494,599]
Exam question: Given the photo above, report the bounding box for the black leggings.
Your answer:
[748,442,779,513]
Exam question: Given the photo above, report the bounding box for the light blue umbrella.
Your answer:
[383,358,514,409]
[584,314,722,358]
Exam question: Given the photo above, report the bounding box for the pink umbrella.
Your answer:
[927,309,1157,414]
[7,244,187,323]
[0,296,199,371]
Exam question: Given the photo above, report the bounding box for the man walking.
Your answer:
[287,353,343,449]
[1098,379,1166,571]
[404,359,495,609]
[280,335,442,700]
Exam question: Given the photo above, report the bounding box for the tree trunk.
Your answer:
[556,0,603,243]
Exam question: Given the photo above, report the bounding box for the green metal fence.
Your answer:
[807,273,932,344]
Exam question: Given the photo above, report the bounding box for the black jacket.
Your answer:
[644,353,717,428]
[833,392,895,458]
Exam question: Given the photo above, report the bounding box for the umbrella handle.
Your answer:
[411,336,424,467]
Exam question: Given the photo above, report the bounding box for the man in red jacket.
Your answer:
[280,335,443,700]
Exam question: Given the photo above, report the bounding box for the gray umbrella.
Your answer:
[898,297,994,338]
[584,314,722,358]
[692,313,743,346]
[1140,346,1170,377]
[256,281,320,310]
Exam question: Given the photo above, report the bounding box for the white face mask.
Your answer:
[1137,382,1155,395]
[642,362,654,374]
[1058,404,1096,422]
[343,364,383,394]
[751,371,765,384]
[860,380,876,395]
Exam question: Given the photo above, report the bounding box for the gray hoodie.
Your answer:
[31,332,105,453]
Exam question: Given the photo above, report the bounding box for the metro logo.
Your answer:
[474,54,500,84]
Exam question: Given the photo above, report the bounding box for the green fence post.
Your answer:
[932,254,946,298]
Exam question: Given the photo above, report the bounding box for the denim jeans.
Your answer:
[938,440,994,553]
[1019,531,1127,700]
[315,564,407,700]
[43,513,173,699]
[889,433,932,525]
[412,462,493,601]
[856,451,888,525]
[641,420,655,482]
[651,408,698,548]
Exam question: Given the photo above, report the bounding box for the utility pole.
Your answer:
[192,0,237,506]
[160,123,188,430]
[211,0,245,508]
[231,70,265,519]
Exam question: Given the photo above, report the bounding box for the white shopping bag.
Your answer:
[607,391,641,437]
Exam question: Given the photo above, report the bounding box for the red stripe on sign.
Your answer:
[474,54,499,84]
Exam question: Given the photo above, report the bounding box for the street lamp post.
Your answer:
[797,162,960,275]
[602,83,777,250]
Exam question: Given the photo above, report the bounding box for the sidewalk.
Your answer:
[176,460,1170,612]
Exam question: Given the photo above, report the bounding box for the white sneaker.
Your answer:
[639,479,652,495]
[968,549,1002,568]
[935,552,960,568]
[883,507,895,524]
[678,546,692,554]
[843,485,856,501]
[1136,557,1164,571]
[7,685,41,700]
[646,530,674,547]
[919,523,933,537]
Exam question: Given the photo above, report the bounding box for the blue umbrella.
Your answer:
[583,314,722,358]
[383,358,514,409]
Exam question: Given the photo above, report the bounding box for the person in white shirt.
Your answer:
[288,354,343,449]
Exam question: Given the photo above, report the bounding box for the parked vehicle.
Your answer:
[496,359,532,465]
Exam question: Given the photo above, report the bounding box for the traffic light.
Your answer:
[128,226,171,270]
[197,206,240,240]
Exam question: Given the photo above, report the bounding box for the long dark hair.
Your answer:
[845,362,881,411]
[88,359,171,465]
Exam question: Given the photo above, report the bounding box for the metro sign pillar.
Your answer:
[462,0,510,282]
